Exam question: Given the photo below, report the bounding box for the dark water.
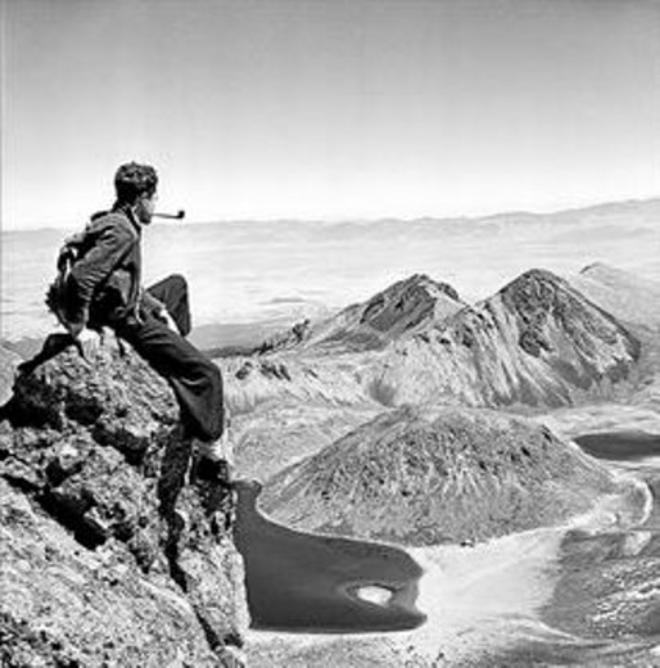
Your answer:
[574,430,660,460]
[233,480,426,633]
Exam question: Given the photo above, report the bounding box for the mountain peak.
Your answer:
[366,267,641,408]
[498,267,639,360]
[497,269,581,357]
[259,273,464,354]
[316,273,463,351]
[580,261,610,276]
[499,267,568,302]
[358,273,460,329]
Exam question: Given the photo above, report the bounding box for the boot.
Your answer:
[194,456,232,488]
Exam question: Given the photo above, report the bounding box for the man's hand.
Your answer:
[66,305,89,340]
[158,308,177,332]
[65,306,100,360]
[74,328,101,360]
[67,320,85,339]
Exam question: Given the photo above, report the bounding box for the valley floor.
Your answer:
[244,404,660,666]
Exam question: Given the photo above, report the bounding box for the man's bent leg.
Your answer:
[116,314,223,442]
[197,403,232,462]
[146,274,191,337]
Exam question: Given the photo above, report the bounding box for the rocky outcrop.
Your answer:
[366,269,640,408]
[0,345,21,406]
[0,339,248,666]
[261,404,628,546]
[255,319,313,355]
[224,352,374,416]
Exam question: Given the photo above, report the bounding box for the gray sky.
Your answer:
[2,0,659,229]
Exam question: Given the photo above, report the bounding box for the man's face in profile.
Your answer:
[135,192,158,225]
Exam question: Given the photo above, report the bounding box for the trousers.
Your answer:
[113,274,224,442]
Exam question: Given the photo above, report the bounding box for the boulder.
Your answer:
[0,336,248,666]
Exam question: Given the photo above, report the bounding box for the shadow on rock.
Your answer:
[0,337,248,666]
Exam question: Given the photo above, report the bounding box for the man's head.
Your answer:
[114,162,158,225]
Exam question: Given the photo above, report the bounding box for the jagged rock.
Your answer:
[0,478,222,666]
[261,404,633,546]
[305,273,464,352]
[224,353,371,415]
[0,345,21,406]
[0,338,248,666]
[257,318,313,354]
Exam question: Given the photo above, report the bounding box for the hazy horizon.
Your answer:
[2,0,659,230]
[2,194,658,234]
[3,196,659,342]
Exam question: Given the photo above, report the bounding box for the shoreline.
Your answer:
[246,439,652,666]
[234,481,426,635]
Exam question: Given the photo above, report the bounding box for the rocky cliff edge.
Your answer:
[0,338,248,667]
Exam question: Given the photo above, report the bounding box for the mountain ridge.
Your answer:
[6,196,660,233]
[366,268,640,408]
[226,267,643,416]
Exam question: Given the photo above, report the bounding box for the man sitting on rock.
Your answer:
[52,161,230,488]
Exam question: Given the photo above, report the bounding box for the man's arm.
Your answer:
[67,219,134,332]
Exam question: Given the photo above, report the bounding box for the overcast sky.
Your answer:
[2,0,659,229]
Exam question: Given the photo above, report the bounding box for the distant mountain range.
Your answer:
[241,264,646,411]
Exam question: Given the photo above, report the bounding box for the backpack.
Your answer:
[45,212,108,331]
[45,234,84,330]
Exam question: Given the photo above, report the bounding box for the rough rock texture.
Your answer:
[367,269,641,408]
[223,352,374,416]
[258,273,464,354]
[261,404,625,546]
[0,339,248,666]
[254,319,314,355]
[304,273,463,351]
[0,346,21,406]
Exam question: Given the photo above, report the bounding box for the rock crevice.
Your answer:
[0,340,248,667]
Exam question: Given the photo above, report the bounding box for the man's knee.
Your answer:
[168,273,187,293]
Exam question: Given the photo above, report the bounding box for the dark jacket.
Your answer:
[64,204,161,327]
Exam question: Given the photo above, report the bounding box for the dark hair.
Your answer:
[114,162,158,205]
